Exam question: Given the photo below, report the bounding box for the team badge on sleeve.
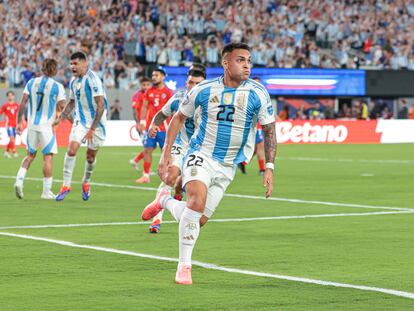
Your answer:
[267,105,274,116]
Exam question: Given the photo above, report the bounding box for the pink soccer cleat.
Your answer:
[175,264,192,285]
[141,188,170,221]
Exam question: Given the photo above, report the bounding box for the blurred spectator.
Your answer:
[324,100,335,119]
[110,99,122,120]
[1,0,414,91]
[408,103,414,119]
[397,99,409,119]
[279,105,290,121]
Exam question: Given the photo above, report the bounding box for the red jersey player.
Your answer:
[129,77,152,170]
[137,67,173,183]
[1,91,19,158]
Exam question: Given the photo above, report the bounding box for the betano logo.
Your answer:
[276,122,348,143]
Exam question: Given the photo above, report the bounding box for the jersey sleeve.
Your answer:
[179,87,199,118]
[89,75,105,97]
[23,79,32,95]
[57,83,66,102]
[256,88,275,126]
[161,95,180,117]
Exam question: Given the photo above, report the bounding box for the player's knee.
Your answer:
[86,154,95,163]
[67,149,76,157]
[187,196,206,213]
[199,216,209,227]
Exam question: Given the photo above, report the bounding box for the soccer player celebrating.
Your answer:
[1,91,19,158]
[14,59,66,199]
[136,67,173,183]
[145,67,206,233]
[142,43,277,284]
[55,51,108,201]
[129,77,152,170]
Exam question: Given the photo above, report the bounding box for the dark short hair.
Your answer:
[141,77,151,83]
[188,69,206,79]
[189,63,206,73]
[6,90,15,96]
[221,42,251,58]
[70,51,87,61]
[152,67,166,76]
[252,76,260,81]
[42,58,58,76]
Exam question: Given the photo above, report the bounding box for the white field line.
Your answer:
[1,175,413,212]
[0,231,413,300]
[278,156,414,165]
[0,211,413,230]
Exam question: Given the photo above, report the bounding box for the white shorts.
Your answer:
[69,121,106,150]
[182,150,236,218]
[26,128,57,155]
[171,143,186,171]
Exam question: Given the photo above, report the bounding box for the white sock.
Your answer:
[161,196,186,222]
[16,167,27,186]
[157,182,172,194]
[43,177,53,193]
[63,154,76,187]
[82,160,96,184]
[178,208,202,266]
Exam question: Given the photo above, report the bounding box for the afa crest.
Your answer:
[223,93,233,105]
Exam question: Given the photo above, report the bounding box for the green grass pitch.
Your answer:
[0,144,413,310]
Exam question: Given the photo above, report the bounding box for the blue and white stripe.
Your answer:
[180,77,275,165]
[69,70,108,131]
[23,76,66,130]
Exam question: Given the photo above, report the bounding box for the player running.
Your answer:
[136,67,173,184]
[129,77,152,171]
[55,51,108,202]
[141,43,277,284]
[145,67,206,233]
[14,59,66,199]
[1,91,19,158]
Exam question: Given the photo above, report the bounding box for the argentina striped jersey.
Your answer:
[69,70,108,130]
[180,77,275,165]
[23,76,66,130]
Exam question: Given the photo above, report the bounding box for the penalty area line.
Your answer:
[0,231,413,300]
[0,175,413,212]
[0,210,413,230]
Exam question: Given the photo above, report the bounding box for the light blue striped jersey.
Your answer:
[69,70,108,130]
[161,88,197,149]
[23,76,66,130]
[180,77,275,165]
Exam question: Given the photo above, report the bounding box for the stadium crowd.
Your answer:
[1,0,414,90]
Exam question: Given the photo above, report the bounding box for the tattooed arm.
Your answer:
[261,122,277,198]
[60,99,75,121]
[148,110,169,138]
[90,96,105,130]
[81,96,105,143]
